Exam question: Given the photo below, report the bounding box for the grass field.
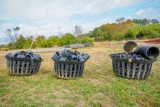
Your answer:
[0,41,160,107]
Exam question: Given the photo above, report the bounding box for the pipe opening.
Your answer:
[147,47,159,59]
[124,41,138,53]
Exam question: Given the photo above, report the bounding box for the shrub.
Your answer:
[124,26,141,39]
[47,36,61,47]
[124,29,135,39]
[81,37,95,43]
[61,33,76,46]
[41,39,49,48]
[141,27,159,39]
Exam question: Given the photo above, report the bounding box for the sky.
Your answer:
[0,0,160,44]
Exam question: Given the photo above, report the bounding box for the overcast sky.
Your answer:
[0,0,160,44]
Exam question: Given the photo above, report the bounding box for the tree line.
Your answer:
[5,33,95,49]
[85,18,160,41]
[1,18,159,49]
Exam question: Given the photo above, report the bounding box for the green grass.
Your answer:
[0,42,160,107]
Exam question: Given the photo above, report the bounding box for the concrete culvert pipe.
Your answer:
[123,41,139,53]
[138,46,159,59]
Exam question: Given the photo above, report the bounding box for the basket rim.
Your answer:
[5,56,43,62]
[109,54,157,63]
[53,59,86,64]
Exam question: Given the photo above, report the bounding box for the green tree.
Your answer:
[24,37,35,49]
[61,33,76,46]
[35,35,45,47]
[96,29,106,41]
[90,28,99,38]
[99,24,107,32]
[41,39,49,48]
[151,19,159,24]
[81,37,95,43]
[124,29,136,39]
[47,36,61,47]
[15,35,26,49]
[141,19,149,25]
[141,27,159,39]
[148,24,160,34]
[103,32,112,41]
[7,43,16,50]
[124,26,141,39]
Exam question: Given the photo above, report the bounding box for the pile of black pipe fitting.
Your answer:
[6,51,42,61]
[111,41,159,60]
[111,52,147,60]
[52,48,90,62]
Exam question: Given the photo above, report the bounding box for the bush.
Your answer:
[124,26,141,39]
[104,34,112,41]
[24,37,36,49]
[7,43,17,50]
[47,36,61,47]
[148,24,160,34]
[41,39,49,48]
[15,35,26,49]
[124,29,135,39]
[81,37,95,43]
[141,27,159,39]
[61,33,76,46]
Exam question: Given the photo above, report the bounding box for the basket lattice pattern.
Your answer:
[7,59,41,75]
[112,59,154,79]
[54,61,84,79]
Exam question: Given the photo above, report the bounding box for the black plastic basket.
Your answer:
[5,56,42,76]
[53,60,85,79]
[110,55,157,79]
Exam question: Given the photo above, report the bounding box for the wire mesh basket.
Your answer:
[110,55,157,79]
[54,60,85,79]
